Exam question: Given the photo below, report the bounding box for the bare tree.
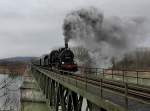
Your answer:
[0,74,21,111]
[72,46,93,67]
[111,56,116,69]
[114,47,150,70]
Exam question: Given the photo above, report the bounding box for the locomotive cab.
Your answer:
[41,54,49,66]
[49,50,59,67]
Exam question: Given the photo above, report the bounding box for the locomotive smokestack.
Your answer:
[65,41,68,49]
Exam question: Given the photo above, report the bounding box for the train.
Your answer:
[33,42,78,72]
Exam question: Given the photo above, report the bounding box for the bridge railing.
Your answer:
[78,67,150,86]
[33,65,150,86]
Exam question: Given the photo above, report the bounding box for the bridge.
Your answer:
[21,64,150,111]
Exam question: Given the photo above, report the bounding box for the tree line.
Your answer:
[112,47,150,70]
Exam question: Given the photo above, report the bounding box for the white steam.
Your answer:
[63,7,149,68]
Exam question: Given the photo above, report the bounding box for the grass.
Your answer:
[101,70,150,86]
[82,69,150,86]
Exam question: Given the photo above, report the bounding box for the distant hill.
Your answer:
[0,57,37,64]
[0,57,37,74]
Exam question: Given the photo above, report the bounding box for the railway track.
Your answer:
[69,74,150,104]
[34,65,150,105]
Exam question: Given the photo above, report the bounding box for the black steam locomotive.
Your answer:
[33,43,78,72]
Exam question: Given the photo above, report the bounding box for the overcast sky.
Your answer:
[0,0,150,58]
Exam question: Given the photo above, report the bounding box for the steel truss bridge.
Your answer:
[30,65,150,111]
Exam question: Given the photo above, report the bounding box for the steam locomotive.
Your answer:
[33,42,78,72]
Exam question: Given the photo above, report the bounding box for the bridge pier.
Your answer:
[20,72,50,111]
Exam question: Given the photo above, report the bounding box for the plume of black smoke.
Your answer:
[63,7,149,68]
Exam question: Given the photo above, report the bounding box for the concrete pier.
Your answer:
[20,73,50,111]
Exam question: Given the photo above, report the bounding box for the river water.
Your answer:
[0,74,23,111]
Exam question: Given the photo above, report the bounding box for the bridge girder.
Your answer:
[31,67,105,111]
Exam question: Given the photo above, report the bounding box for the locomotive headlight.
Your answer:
[62,62,64,64]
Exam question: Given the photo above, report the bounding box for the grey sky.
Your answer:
[0,0,150,58]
